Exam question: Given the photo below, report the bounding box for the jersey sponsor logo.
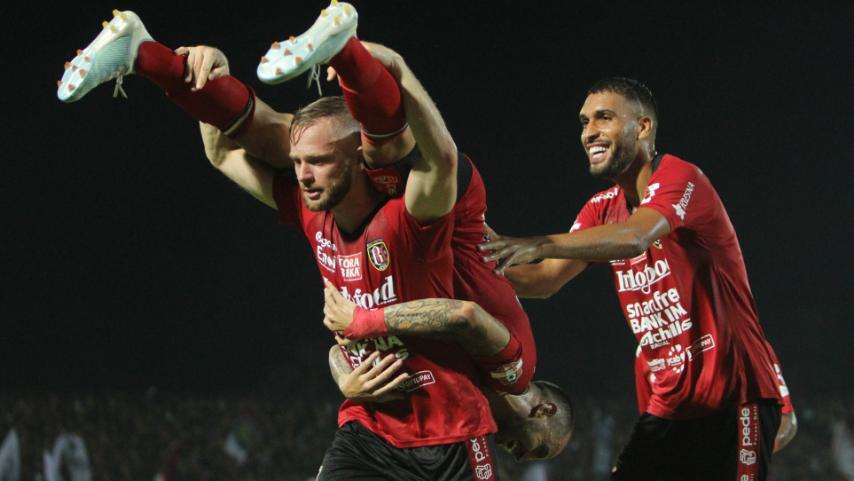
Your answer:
[638,318,692,350]
[740,407,755,447]
[616,259,672,294]
[339,275,397,308]
[645,334,714,376]
[468,437,494,480]
[739,449,757,466]
[399,370,436,392]
[315,231,338,272]
[367,239,390,271]
[610,252,647,266]
[346,335,410,366]
[589,187,619,204]
[640,182,660,205]
[337,253,362,281]
[690,333,716,356]
[647,358,665,373]
[672,181,695,221]
[627,286,693,350]
[489,358,524,386]
[666,344,691,374]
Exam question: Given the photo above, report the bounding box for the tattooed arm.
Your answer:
[383,299,510,356]
[328,348,409,403]
[323,282,510,357]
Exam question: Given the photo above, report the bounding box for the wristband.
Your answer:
[344,307,388,339]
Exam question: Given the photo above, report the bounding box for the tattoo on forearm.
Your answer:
[329,346,353,384]
[384,299,503,356]
[384,299,468,337]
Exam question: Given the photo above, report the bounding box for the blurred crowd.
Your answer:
[1,389,851,481]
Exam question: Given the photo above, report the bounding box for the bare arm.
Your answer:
[200,122,277,209]
[328,344,354,387]
[179,45,294,169]
[504,259,589,299]
[359,43,457,222]
[324,282,509,357]
[774,411,797,453]
[481,208,671,273]
[233,97,293,169]
[328,348,409,403]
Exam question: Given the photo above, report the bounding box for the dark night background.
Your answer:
[5,1,852,408]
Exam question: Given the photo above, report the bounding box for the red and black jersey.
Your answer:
[273,173,495,448]
[574,154,782,419]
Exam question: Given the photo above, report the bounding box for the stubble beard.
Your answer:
[305,161,355,212]
[589,143,634,181]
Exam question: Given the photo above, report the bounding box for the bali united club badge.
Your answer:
[367,239,390,271]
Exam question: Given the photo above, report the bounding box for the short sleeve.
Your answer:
[570,199,602,233]
[272,172,303,226]
[639,158,712,231]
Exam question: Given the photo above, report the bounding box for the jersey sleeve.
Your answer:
[272,172,304,226]
[570,198,603,233]
[639,159,713,232]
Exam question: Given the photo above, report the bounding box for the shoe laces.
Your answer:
[112,71,128,99]
[306,64,323,96]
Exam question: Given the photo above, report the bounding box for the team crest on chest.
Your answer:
[367,239,391,271]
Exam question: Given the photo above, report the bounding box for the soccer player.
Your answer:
[54,5,542,479]
[321,280,573,461]
[479,77,794,480]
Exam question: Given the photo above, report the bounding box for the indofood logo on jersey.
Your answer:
[339,275,397,308]
[616,259,672,294]
[367,239,390,271]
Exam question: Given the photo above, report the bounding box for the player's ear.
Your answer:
[529,402,558,419]
[637,116,654,141]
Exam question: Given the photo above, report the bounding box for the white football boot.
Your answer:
[257,0,358,85]
[57,9,153,102]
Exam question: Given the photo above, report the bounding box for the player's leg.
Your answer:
[57,10,291,168]
[447,302,533,396]
[257,2,413,178]
[725,400,781,481]
[611,414,686,481]
[318,422,427,481]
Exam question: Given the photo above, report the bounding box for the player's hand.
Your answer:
[175,45,230,91]
[326,40,405,82]
[338,351,410,403]
[484,223,498,242]
[479,233,548,275]
[323,279,356,333]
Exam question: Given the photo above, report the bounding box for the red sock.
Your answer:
[134,41,254,134]
[329,37,405,138]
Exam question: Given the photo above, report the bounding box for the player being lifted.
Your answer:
[479,77,796,480]
[56,4,570,479]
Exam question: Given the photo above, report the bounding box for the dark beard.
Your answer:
[590,144,633,180]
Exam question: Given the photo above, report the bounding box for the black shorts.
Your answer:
[611,400,781,481]
[317,422,499,481]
